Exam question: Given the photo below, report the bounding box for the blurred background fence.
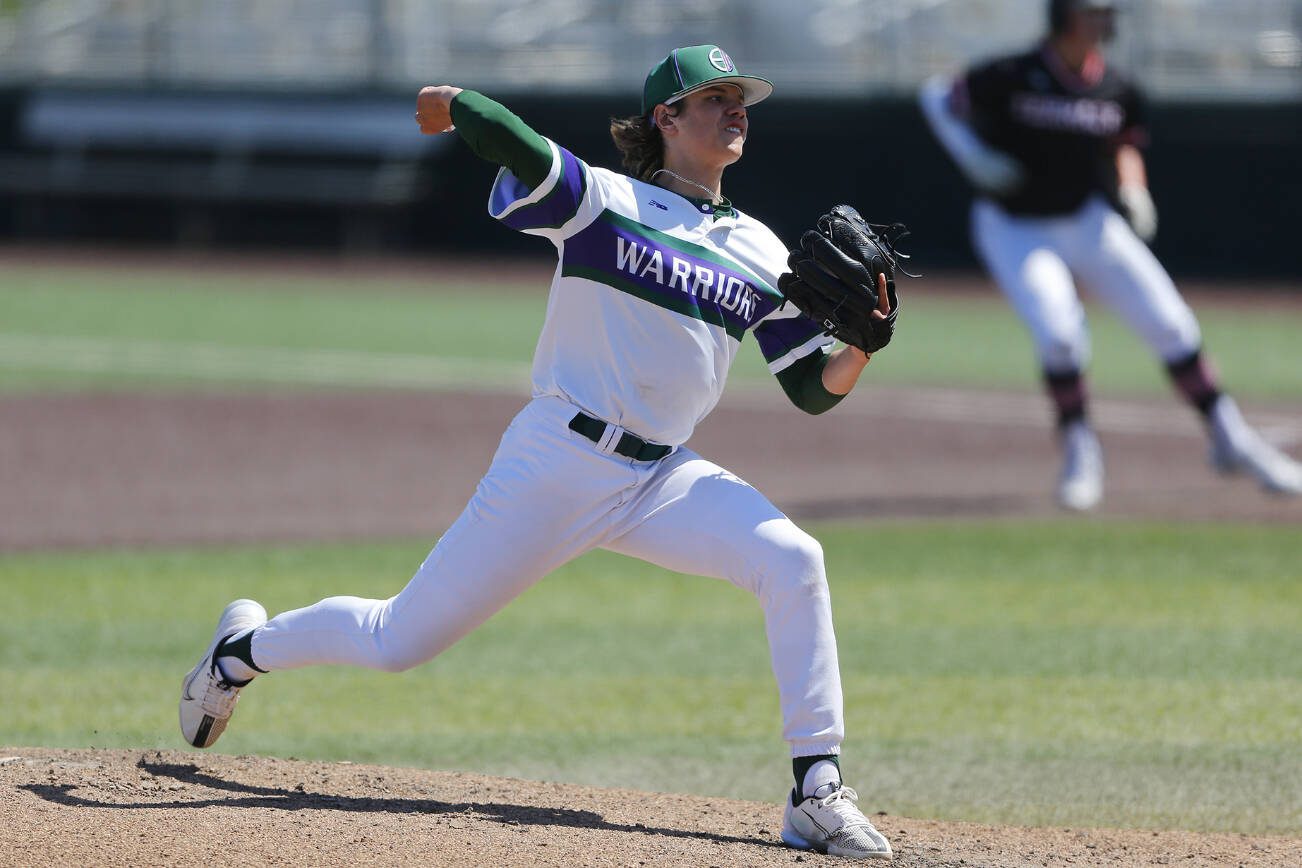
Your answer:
[0,0,1299,276]
[1,0,1298,99]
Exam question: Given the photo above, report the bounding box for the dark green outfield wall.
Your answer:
[2,87,1298,280]
[424,94,1302,280]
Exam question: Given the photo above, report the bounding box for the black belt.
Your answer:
[568,412,672,462]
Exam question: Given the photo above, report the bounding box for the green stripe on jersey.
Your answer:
[599,210,782,302]
[563,263,745,341]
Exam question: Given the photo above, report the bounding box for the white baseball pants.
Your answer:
[972,195,1202,372]
[252,394,845,757]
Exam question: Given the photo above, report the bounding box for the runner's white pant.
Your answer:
[252,394,844,757]
[972,195,1202,372]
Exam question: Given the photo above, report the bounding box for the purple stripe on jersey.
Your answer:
[495,146,586,232]
[489,172,529,219]
[754,312,828,364]
[562,210,774,338]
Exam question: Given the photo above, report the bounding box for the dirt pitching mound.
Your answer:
[2,749,1298,867]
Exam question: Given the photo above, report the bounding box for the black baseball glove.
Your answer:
[777,205,912,354]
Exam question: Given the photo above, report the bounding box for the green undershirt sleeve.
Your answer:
[449,90,554,190]
[774,350,848,415]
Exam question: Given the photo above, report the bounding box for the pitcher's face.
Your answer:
[662,84,749,168]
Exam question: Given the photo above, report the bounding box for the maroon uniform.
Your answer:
[954,45,1146,216]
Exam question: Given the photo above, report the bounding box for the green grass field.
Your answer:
[3,522,1300,834]
[2,262,1301,397]
[3,260,1301,838]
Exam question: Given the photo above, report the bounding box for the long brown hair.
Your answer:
[609,104,679,182]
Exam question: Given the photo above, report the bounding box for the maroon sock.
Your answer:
[1043,368,1089,429]
[1165,350,1222,416]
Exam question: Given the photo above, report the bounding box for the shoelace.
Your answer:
[804,785,886,854]
[816,785,859,810]
[200,668,241,717]
[815,785,874,833]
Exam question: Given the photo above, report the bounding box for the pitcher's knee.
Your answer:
[371,634,448,672]
[383,657,424,673]
[752,524,829,600]
[368,615,443,673]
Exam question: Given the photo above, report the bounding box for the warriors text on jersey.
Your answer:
[489,138,831,446]
[953,44,1145,216]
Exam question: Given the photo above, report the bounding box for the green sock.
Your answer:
[792,754,841,803]
[214,628,266,684]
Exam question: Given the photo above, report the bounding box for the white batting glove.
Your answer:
[1119,184,1158,242]
[964,148,1027,196]
[917,77,1025,196]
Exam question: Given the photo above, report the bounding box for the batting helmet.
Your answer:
[1048,0,1118,35]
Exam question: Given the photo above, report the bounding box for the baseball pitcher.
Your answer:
[179,45,905,860]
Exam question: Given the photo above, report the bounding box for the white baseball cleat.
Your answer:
[179,599,267,748]
[1056,420,1103,511]
[1208,397,1302,496]
[781,783,893,860]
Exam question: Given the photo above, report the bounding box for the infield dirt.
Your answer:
[3,748,1300,867]
[3,384,1301,551]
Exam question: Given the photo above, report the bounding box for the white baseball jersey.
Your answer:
[489,138,832,446]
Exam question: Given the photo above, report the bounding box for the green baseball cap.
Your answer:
[641,45,774,116]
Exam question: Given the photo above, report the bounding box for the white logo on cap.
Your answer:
[708,48,735,73]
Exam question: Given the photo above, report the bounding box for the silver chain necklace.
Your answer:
[651,169,731,210]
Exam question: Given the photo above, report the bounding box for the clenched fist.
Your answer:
[415,85,463,135]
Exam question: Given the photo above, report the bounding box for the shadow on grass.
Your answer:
[20,756,782,850]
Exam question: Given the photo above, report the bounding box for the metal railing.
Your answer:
[0,0,1298,100]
